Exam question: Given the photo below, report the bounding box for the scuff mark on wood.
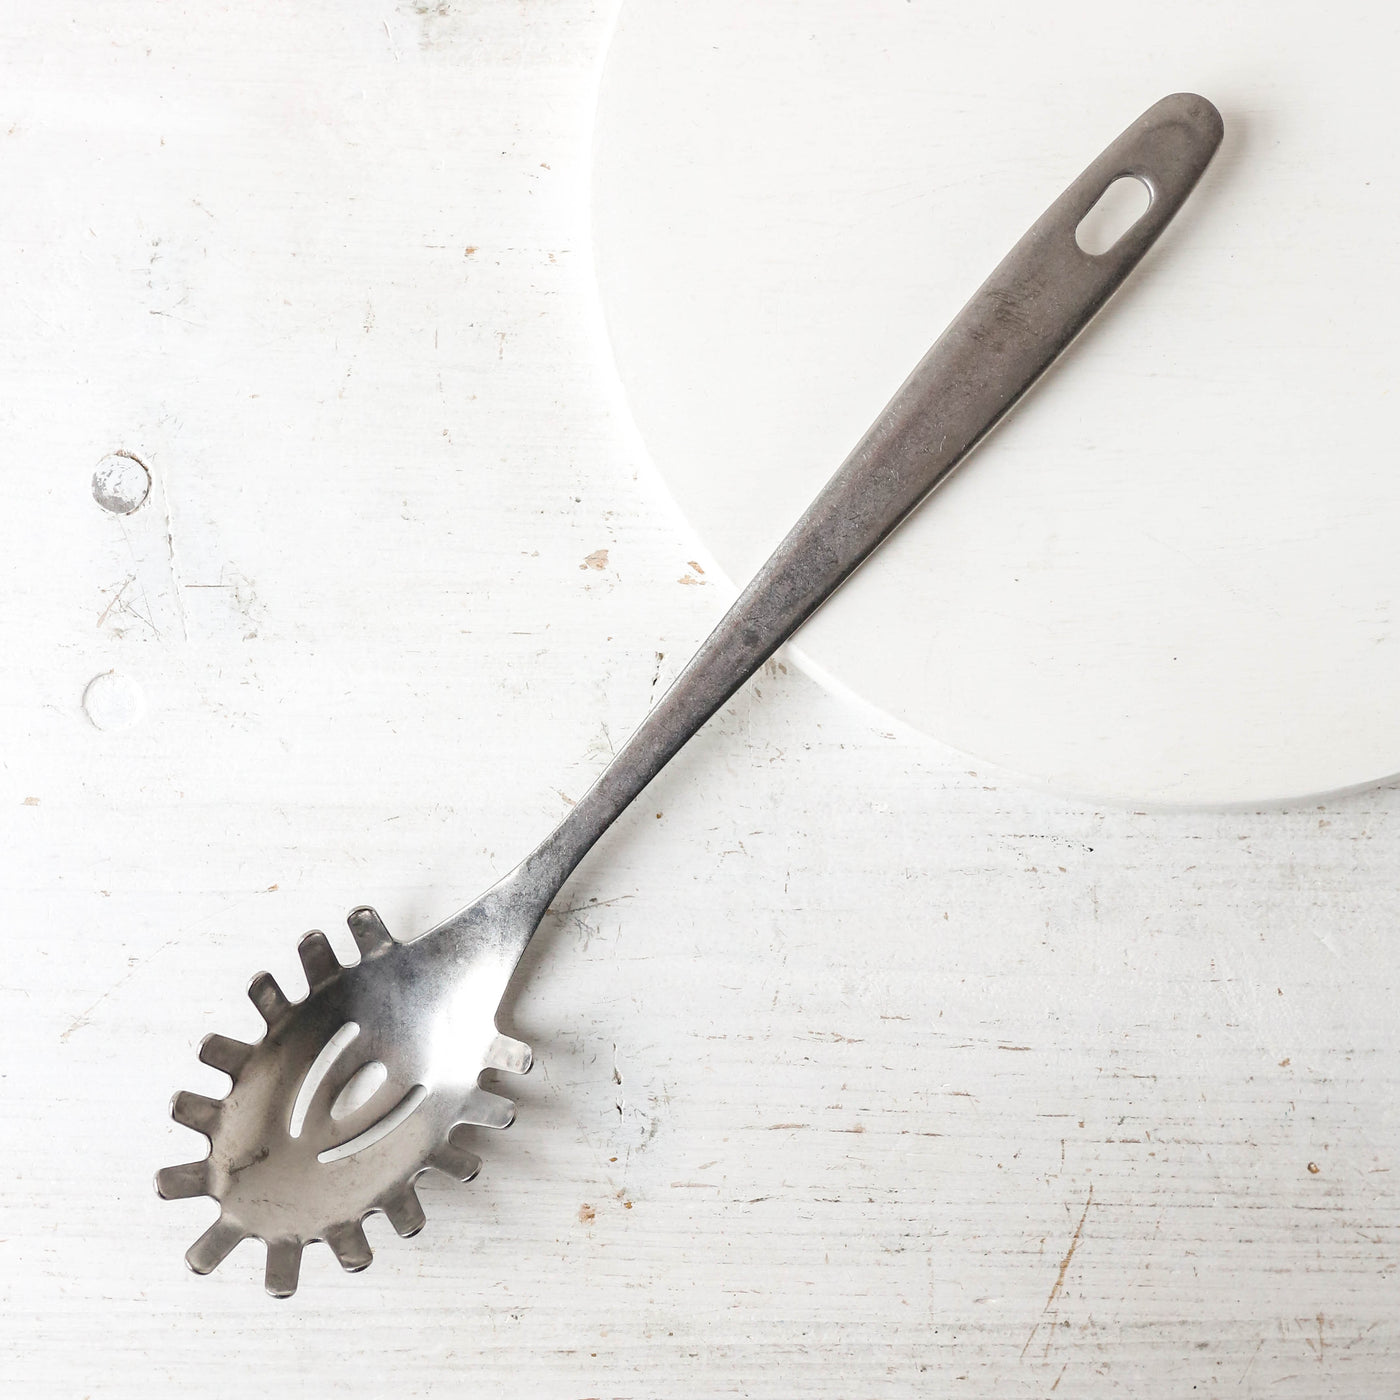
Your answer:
[1022,1184,1094,1361]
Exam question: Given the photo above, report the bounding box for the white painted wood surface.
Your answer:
[3,4,1400,1396]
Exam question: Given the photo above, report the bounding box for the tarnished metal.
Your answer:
[158,94,1223,1295]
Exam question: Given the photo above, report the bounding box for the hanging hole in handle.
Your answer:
[1075,175,1152,255]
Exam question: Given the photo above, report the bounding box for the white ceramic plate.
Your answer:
[592,0,1400,805]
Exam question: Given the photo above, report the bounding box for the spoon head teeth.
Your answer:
[486,1033,532,1075]
[160,902,538,1293]
[154,1160,210,1201]
[170,1090,222,1138]
[380,1184,427,1238]
[186,1218,245,1276]
[325,1220,374,1273]
[198,1032,254,1078]
[247,971,291,1026]
[460,1088,516,1131]
[297,930,341,990]
[430,1139,483,1183]
[263,1239,303,1298]
[347,905,394,958]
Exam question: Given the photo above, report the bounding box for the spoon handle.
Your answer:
[516,92,1222,920]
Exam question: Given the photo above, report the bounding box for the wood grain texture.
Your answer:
[2,3,1399,1396]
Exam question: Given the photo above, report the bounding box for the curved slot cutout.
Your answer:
[288,1021,360,1139]
[318,1084,428,1164]
[1075,175,1151,255]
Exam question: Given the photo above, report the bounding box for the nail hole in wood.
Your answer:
[92,452,151,515]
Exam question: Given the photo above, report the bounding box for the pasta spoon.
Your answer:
[157,94,1222,1296]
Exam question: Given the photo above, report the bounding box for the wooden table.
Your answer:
[4,4,1398,1395]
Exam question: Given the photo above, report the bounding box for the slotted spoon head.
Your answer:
[156,905,532,1297]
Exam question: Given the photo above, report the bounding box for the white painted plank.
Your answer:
[2,3,1399,1396]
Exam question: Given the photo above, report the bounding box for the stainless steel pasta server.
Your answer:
[158,94,1223,1295]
